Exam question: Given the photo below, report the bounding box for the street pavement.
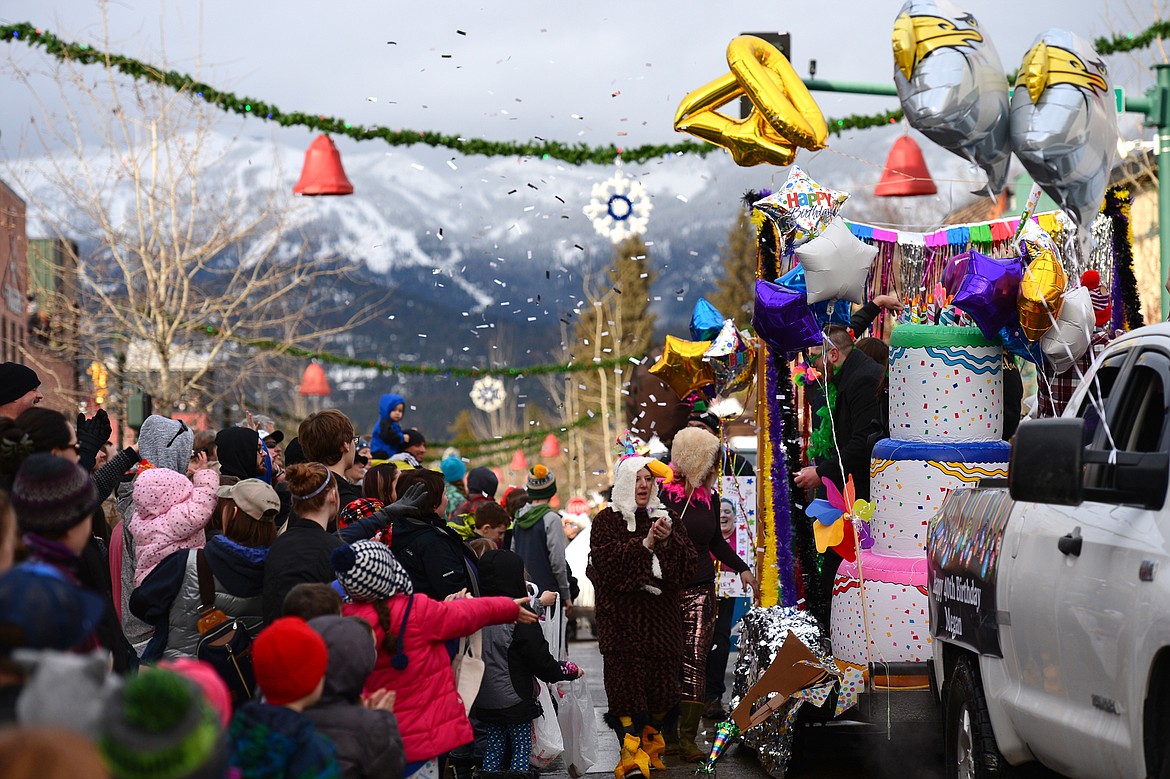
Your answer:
[542,636,1062,779]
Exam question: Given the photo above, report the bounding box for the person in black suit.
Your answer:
[794,325,884,628]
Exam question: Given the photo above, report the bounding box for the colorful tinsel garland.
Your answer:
[1104,187,1144,331]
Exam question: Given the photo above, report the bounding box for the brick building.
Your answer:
[0,178,79,410]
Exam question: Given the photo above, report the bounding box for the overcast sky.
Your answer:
[0,0,1161,160]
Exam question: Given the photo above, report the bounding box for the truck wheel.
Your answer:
[944,656,1005,779]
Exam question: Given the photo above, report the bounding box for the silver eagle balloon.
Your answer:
[892,0,1011,195]
[1010,29,1118,262]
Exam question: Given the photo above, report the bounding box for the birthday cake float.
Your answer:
[830,324,1010,665]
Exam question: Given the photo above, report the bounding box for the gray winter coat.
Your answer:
[305,616,405,779]
[163,549,264,659]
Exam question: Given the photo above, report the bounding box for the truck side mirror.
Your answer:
[1009,418,1085,505]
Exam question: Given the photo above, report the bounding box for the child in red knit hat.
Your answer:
[228,617,340,778]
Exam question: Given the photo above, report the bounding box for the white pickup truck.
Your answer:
[927,322,1170,779]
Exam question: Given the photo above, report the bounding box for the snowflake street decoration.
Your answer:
[470,375,506,413]
[582,164,653,244]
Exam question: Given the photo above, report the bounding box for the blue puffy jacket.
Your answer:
[370,393,406,458]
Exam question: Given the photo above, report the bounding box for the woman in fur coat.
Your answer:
[587,456,696,778]
[659,427,758,761]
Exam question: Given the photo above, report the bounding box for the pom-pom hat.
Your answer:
[10,453,99,536]
[526,464,557,500]
[252,617,328,706]
[99,667,226,779]
[332,539,414,602]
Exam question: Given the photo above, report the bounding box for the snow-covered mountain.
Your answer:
[9,123,990,432]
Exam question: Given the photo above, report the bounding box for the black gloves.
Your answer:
[76,409,113,472]
[382,482,429,520]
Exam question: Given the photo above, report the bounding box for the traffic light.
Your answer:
[127,392,153,430]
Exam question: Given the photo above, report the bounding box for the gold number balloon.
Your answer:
[675,36,827,167]
[674,72,799,167]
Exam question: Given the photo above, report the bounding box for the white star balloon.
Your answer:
[794,218,878,304]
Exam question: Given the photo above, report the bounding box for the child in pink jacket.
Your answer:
[129,461,219,587]
[332,539,536,779]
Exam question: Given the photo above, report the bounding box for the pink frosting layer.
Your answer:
[837,550,928,587]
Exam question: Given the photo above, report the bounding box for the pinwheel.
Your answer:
[805,475,874,562]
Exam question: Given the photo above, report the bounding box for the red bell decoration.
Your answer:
[540,433,560,458]
[874,135,937,197]
[298,362,331,396]
[293,135,354,196]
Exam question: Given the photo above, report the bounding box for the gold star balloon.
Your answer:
[649,335,715,399]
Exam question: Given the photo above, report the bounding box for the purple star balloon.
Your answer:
[951,251,1023,340]
[752,280,821,356]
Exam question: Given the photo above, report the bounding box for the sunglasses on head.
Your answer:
[167,419,189,448]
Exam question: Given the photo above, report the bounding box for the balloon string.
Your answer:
[813,349,880,686]
[1035,282,1119,457]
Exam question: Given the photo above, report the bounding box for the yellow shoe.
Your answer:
[615,733,650,779]
[641,726,667,770]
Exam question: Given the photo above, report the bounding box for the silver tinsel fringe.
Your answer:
[728,607,830,777]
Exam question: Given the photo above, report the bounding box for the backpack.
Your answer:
[194,549,256,707]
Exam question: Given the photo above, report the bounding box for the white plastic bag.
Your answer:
[540,594,567,662]
[531,680,564,768]
[452,630,484,716]
[556,677,598,778]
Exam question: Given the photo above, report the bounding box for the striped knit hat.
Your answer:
[332,539,413,602]
[10,453,98,536]
[99,667,226,779]
[526,464,557,500]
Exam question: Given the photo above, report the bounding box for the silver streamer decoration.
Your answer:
[898,241,926,304]
[1088,212,1114,291]
[728,607,831,777]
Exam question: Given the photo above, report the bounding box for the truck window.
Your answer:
[1113,358,1169,453]
[1076,355,1125,447]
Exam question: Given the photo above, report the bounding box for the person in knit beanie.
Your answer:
[440,456,468,522]
[229,617,339,778]
[0,362,42,419]
[512,464,572,609]
[10,452,99,550]
[336,539,532,778]
[99,667,228,779]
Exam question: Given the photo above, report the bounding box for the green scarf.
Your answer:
[515,503,551,530]
[807,381,838,461]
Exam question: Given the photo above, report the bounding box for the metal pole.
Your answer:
[1155,64,1170,321]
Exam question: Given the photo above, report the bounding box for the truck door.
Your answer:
[1053,347,1170,776]
[998,348,1131,776]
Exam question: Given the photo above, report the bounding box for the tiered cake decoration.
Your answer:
[829,323,1011,665]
